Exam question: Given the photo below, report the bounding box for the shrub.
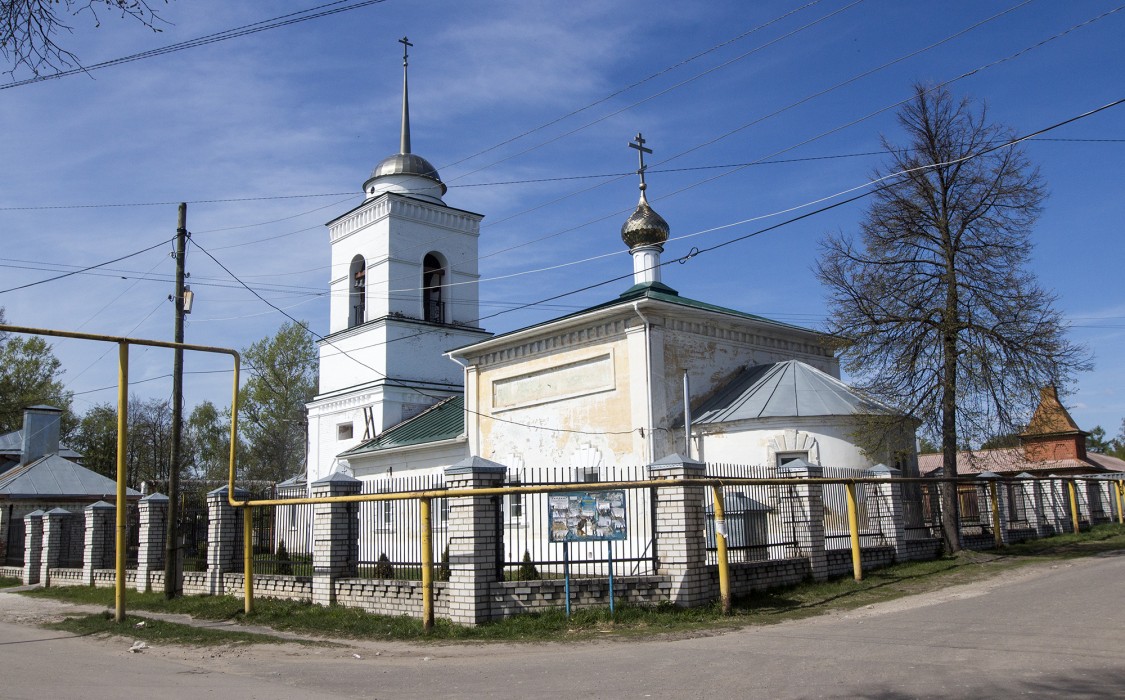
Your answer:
[436,545,451,581]
[374,553,395,579]
[518,549,540,581]
[275,539,293,575]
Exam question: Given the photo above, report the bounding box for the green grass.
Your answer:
[22,523,1125,643]
[0,575,23,588]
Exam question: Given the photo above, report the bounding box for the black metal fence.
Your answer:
[820,466,888,549]
[357,473,447,581]
[705,463,795,563]
[503,464,656,581]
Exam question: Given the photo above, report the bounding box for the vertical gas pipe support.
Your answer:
[243,506,254,614]
[989,481,1003,548]
[420,496,434,632]
[710,485,731,615]
[845,481,862,581]
[1111,481,1120,526]
[1067,480,1081,534]
[115,341,129,623]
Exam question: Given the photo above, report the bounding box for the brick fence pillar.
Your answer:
[311,472,361,607]
[648,453,712,606]
[136,493,169,592]
[1045,476,1070,534]
[83,501,115,585]
[205,486,248,595]
[444,456,507,626]
[41,507,72,587]
[779,460,829,581]
[22,510,44,585]
[868,464,908,560]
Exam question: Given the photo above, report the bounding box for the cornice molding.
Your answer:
[330,195,482,243]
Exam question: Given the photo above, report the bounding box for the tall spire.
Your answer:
[363,37,446,204]
[399,36,413,155]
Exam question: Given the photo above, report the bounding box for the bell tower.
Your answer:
[306,38,491,479]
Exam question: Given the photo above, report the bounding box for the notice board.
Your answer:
[547,489,628,542]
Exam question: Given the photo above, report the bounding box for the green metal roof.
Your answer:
[450,282,822,355]
[339,396,464,457]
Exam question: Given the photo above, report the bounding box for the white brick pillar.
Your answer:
[22,510,44,585]
[868,464,908,560]
[1046,476,1070,534]
[648,453,712,606]
[136,493,168,592]
[205,486,248,595]
[444,456,507,626]
[311,472,361,607]
[779,460,829,581]
[83,501,115,585]
[1015,473,1047,538]
[41,507,72,586]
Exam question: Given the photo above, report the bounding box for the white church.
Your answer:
[303,43,918,490]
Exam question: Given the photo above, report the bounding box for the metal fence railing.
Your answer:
[357,474,448,581]
[505,464,656,581]
[821,466,886,549]
[705,463,794,563]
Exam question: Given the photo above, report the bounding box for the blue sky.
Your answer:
[1,0,1123,440]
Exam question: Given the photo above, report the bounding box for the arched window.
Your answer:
[422,253,445,323]
[349,255,366,328]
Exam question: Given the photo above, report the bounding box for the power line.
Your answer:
[0,237,174,295]
[0,1,391,90]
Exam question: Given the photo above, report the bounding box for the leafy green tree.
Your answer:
[1087,425,1112,454]
[70,402,118,477]
[126,396,171,490]
[0,307,74,435]
[238,321,316,483]
[185,400,236,481]
[817,85,1089,553]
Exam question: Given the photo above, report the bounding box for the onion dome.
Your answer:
[621,188,670,250]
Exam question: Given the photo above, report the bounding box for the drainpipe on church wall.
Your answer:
[448,355,477,455]
[632,302,654,465]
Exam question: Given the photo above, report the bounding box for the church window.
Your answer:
[578,466,601,483]
[422,253,445,323]
[337,423,353,441]
[776,451,808,468]
[507,476,524,519]
[349,255,366,328]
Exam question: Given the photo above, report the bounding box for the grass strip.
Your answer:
[22,523,1125,642]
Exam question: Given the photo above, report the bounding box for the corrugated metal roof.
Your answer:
[0,454,140,498]
[693,360,896,424]
[339,396,464,457]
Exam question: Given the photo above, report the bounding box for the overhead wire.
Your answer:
[0,1,391,90]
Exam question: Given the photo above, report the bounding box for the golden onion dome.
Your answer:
[621,188,670,250]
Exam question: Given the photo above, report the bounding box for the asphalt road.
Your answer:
[2,554,1124,699]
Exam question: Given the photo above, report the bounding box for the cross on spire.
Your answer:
[629,132,652,192]
[398,37,414,154]
[399,36,413,67]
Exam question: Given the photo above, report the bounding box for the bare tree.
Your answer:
[1,0,168,76]
[816,84,1090,553]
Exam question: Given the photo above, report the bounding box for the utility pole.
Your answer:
[166,202,187,598]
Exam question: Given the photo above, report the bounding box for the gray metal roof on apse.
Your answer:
[693,360,897,424]
[0,454,140,498]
